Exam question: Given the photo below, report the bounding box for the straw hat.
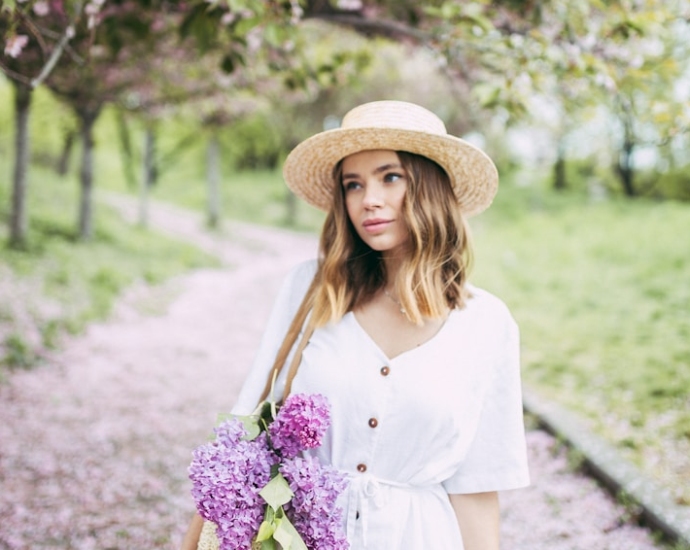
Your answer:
[282,100,498,216]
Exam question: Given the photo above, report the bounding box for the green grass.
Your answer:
[469,177,690,503]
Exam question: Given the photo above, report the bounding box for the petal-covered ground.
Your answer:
[0,199,663,549]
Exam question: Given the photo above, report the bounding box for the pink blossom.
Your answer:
[221,12,236,25]
[84,2,100,15]
[33,1,50,16]
[4,35,29,58]
[189,419,277,549]
[281,456,349,550]
[269,393,331,459]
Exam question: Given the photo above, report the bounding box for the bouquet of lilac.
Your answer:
[189,393,349,550]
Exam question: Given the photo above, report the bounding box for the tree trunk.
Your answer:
[57,129,76,177]
[116,109,137,190]
[615,99,637,198]
[617,136,636,197]
[138,126,155,227]
[77,106,102,240]
[206,132,221,229]
[553,139,566,191]
[9,83,32,248]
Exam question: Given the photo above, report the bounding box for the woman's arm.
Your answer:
[180,513,204,550]
[449,491,500,550]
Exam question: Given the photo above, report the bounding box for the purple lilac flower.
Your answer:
[280,455,350,550]
[269,393,331,459]
[188,418,277,550]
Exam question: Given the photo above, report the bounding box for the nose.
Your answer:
[362,182,384,209]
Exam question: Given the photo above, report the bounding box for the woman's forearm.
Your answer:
[180,513,204,550]
[449,491,500,550]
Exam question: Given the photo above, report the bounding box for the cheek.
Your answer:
[396,190,410,236]
[344,195,358,221]
[394,186,408,211]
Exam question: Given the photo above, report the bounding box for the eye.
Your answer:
[383,172,404,183]
[343,180,361,192]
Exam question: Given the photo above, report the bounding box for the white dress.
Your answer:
[232,260,530,550]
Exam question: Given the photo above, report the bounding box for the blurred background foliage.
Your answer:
[1,0,689,506]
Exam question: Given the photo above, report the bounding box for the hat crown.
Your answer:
[341,100,447,136]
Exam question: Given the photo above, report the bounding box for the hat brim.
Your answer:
[282,127,498,216]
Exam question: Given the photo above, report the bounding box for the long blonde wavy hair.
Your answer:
[312,150,473,325]
[260,151,473,400]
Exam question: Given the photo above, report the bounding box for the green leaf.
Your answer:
[263,24,282,47]
[233,17,260,37]
[464,14,493,33]
[216,412,232,423]
[474,83,502,108]
[259,473,294,511]
[258,400,275,424]
[273,510,308,550]
[216,413,261,440]
[441,2,462,19]
[256,519,276,542]
[178,3,221,51]
[268,369,279,417]
[239,415,261,440]
[422,6,443,18]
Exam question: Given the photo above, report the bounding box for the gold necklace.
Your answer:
[384,289,406,315]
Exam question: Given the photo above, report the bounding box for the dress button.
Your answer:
[357,463,367,473]
[380,366,390,376]
[368,418,378,428]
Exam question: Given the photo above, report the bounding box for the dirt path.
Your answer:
[0,196,663,549]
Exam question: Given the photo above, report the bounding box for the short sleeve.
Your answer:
[231,259,317,415]
[442,315,530,494]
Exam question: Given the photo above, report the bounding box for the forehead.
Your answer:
[341,150,401,173]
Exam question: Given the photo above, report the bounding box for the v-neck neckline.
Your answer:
[347,310,454,362]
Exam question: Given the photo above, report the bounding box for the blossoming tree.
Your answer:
[3,0,687,247]
[1,0,91,246]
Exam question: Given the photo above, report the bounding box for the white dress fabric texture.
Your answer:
[232,260,530,550]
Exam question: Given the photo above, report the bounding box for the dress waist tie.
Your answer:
[346,474,435,548]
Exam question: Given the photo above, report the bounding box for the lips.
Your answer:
[362,218,392,233]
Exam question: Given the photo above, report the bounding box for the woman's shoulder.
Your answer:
[275,259,318,312]
[462,283,517,327]
[283,259,318,290]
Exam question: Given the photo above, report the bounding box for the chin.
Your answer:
[370,242,408,254]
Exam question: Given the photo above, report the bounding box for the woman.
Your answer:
[182,100,529,550]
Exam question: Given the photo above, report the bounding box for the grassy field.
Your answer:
[469,178,690,505]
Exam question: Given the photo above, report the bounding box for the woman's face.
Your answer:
[341,149,409,254]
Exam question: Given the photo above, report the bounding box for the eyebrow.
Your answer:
[342,163,403,180]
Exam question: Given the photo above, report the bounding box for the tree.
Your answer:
[605,23,690,197]
[538,1,690,197]
[179,0,688,146]
[454,0,690,196]
[44,3,185,239]
[1,0,85,246]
